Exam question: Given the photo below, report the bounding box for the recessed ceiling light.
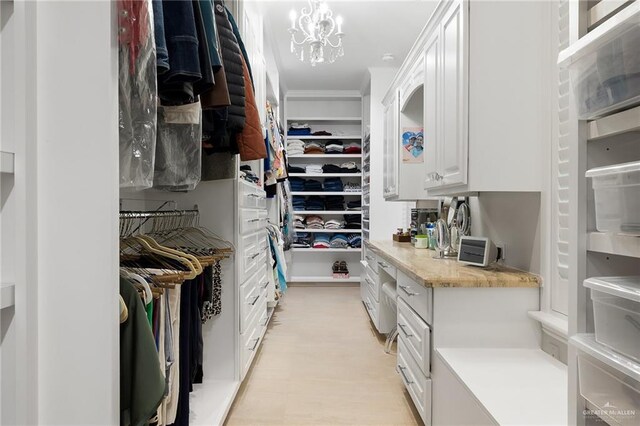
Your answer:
[382,53,395,62]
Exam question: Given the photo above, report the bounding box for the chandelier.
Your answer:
[288,1,345,66]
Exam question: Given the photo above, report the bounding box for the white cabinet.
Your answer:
[384,0,550,197]
[423,0,468,191]
[383,91,400,199]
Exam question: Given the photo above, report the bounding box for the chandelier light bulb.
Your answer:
[336,15,343,33]
[289,10,297,29]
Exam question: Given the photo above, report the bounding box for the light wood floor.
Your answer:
[225,285,422,425]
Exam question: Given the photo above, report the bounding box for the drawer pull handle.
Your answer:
[249,338,260,351]
[366,255,375,261]
[398,365,414,385]
[398,323,413,338]
[261,316,269,326]
[250,252,261,259]
[249,295,260,306]
[399,285,419,296]
[365,277,375,287]
[377,261,389,268]
[261,281,269,289]
[248,193,261,198]
[248,218,261,223]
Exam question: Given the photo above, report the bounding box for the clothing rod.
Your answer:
[119,209,199,219]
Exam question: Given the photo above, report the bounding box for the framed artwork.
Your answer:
[402,127,424,163]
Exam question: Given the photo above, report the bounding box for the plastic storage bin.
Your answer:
[578,352,640,425]
[559,3,640,119]
[586,161,640,234]
[585,276,640,362]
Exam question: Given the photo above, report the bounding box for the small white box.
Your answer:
[585,276,640,362]
[586,161,640,234]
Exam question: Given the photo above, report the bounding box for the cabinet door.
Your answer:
[383,92,399,199]
[439,0,468,188]
[423,29,440,189]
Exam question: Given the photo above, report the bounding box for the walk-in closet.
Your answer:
[1,0,639,425]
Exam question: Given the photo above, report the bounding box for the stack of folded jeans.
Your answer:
[330,234,349,248]
[288,165,306,174]
[288,123,311,136]
[348,234,362,248]
[287,139,305,155]
[322,164,343,173]
[304,142,325,154]
[304,179,323,191]
[305,215,324,229]
[292,196,306,211]
[305,196,325,211]
[344,214,362,229]
[289,177,305,192]
[323,177,344,192]
[325,141,343,154]
[312,234,331,248]
[293,215,305,229]
[347,199,362,210]
[325,195,345,210]
[293,232,312,248]
[324,219,345,229]
[344,142,361,154]
[306,164,323,174]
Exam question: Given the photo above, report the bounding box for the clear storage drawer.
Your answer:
[586,161,640,234]
[585,276,640,362]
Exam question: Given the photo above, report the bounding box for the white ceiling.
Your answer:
[253,0,438,92]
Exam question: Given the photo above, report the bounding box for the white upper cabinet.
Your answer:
[384,0,551,198]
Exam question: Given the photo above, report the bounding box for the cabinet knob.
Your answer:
[435,173,443,181]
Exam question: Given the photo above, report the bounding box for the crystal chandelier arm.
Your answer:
[289,30,313,46]
[325,35,343,49]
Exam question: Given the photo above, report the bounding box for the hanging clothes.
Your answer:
[264,102,288,187]
[120,278,166,426]
[236,55,267,161]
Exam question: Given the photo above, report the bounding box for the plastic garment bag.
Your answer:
[119,0,158,190]
[153,101,202,191]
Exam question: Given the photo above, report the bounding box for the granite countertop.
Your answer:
[366,240,541,288]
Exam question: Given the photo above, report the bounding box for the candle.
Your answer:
[336,15,343,33]
[289,10,297,30]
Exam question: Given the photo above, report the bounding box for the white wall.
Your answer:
[368,67,412,240]
[36,1,119,423]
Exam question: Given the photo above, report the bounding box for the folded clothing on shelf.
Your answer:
[348,234,362,248]
[304,141,325,154]
[324,177,344,192]
[322,164,343,174]
[324,219,345,229]
[312,233,331,248]
[293,215,305,229]
[341,162,360,173]
[305,215,325,228]
[288,165,306,174]
[304,179,323,191]
[293,232,312,248]
[344,142,362,154]
[288,123,312,136]
[347,199,362,210]
[305,164,324,174]
[344,214,361,229]
[330,234,349,248]
[287,139,306,155]
[292,196,306,210]
[325,141,344,154]
[240,165,259,184]
[289,177,306,192]
[325,195,345,211]
[344,182,361,192]
[312,130,332,136]
[305,196,325,211]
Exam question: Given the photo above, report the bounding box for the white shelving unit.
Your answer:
[286,91,364,283]
[561,3,640,424]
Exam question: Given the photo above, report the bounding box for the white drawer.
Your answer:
[376,257,397,279]
[398,338,432,426]
[240,271,264,334]
[364,250,379,273]
[363,282,378,326]
[239,181,267,209]
[364,269,379,302]
[240,313,263,379]
[397,270,432,325]
[240,242,261,284]
[398,297,431,377]
[240,208,268,235]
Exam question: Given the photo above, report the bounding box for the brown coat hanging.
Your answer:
[236,55,267,161]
